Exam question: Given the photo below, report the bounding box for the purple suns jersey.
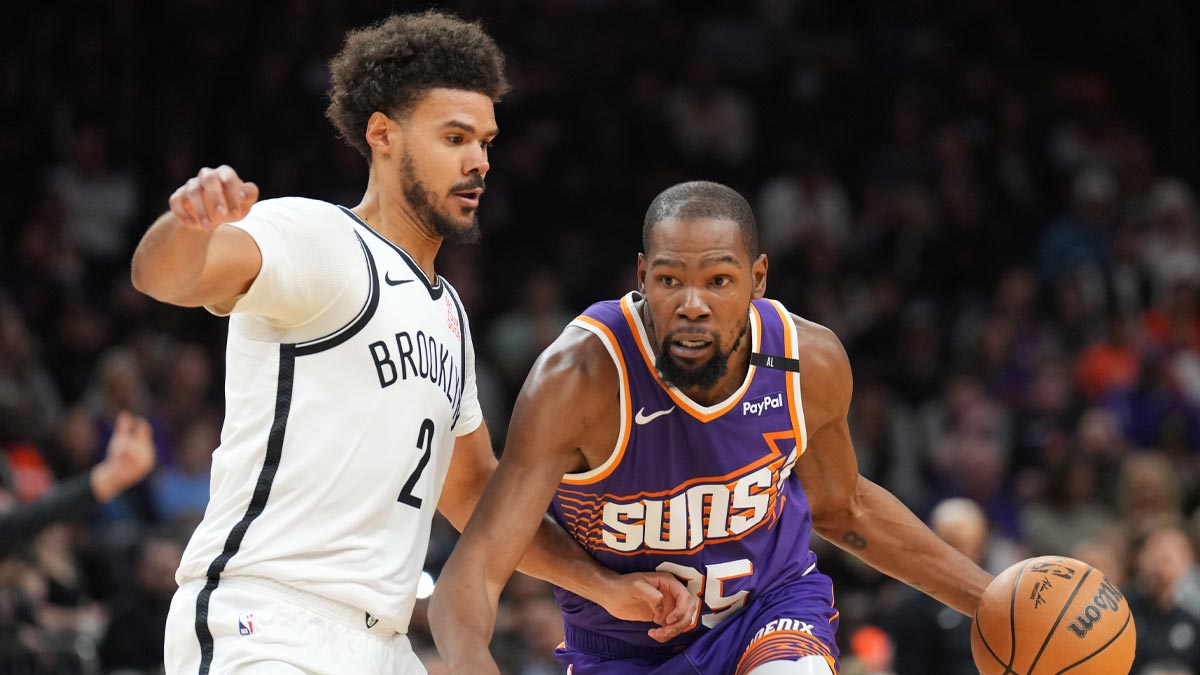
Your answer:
[550,292,827,652]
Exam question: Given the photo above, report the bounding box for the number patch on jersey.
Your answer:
[397,419,435,508]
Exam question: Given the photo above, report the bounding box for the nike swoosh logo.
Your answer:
[384,272,413,286]
[634,406,675,425]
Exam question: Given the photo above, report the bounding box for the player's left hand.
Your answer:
[597,571,698,643]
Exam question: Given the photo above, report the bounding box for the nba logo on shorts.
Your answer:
[238,612,255,636]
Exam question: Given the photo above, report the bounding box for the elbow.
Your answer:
[129,259,153,297]
[129,259,194,306]
[810,484,867,539]
[129,254,165,300]
[811,504,853,539]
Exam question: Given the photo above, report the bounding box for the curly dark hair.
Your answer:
[325,11,510,158]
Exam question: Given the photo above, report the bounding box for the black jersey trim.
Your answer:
[337,205,445,301]
[444,284,468,429]
[750,352,801,372]
[195,344,296,675]
[293,231,381,356]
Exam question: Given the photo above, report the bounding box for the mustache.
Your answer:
[451,176,486,193]
[661,328,719,346]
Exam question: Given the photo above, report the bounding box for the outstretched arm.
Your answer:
[794,320,993,616]
[431,330,694,674]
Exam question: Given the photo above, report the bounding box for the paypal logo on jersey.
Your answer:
[743,392,784,416]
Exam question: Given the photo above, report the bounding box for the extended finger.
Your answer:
[132,416,152,441]
[114,411,133,434]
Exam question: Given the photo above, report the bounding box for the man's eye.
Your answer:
[447,136,463,144]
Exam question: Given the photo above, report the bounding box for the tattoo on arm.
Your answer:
[842,530,867,550]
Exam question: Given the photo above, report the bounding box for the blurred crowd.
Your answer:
[3,1,1200,674]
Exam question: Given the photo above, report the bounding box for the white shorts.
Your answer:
[165,576,424,675]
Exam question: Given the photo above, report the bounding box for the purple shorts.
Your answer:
[555,570,839,675]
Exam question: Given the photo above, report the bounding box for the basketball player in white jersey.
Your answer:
[131,12,693,675]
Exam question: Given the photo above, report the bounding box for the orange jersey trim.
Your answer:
[735,630,837,675]
[561,316,633,485]
[620,293,762,423]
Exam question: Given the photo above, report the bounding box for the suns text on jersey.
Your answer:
[368,330,462,408]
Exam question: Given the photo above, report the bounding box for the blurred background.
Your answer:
[3,1,1200,674]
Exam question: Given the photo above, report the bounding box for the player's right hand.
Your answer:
[599,571,699,643]
[169,165,259,230]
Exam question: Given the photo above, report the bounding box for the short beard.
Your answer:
[401,151,482,245]
[655,320,749,391]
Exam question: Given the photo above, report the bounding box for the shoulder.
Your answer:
[516,322,621,434]
[232,197,362,262]
[236,197,356,238]
[791,313,850,378]
[527,323,618,396]
[789,311,853,423]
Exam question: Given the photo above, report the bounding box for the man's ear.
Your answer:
[752,254,768,299]
[364,112,400,158]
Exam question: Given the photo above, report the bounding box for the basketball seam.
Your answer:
[1027,565,1095,675]
[975,606,1012,672]
[1052,609,1133,675]
[1007,559,1033,671]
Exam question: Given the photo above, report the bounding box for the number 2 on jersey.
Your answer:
[398,419,435,508]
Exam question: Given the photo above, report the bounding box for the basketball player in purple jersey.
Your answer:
[430,181,995,674]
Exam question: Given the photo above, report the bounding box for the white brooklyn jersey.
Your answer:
[176,197,483,634]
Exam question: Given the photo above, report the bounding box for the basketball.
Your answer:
[971,556,1136,675]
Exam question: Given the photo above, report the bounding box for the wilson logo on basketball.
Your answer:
[1067,577,1125,639]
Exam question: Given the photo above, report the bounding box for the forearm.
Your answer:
[516,513,613,599]
[818,478,992,615]
[0,475,96,559]
[429,542,505,674]
[130,212,215,304]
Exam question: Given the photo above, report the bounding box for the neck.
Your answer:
[638,298,752,407]
[353,172,442,280]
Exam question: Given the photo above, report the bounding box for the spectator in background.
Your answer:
[1038,168,1118,303]
[151,416,216,530]
[885,499,1001,675]
[45,124,139,275]
[1020,459,1112,557]
[0,297,63,443]
[1116,453,1185,536]
[756,151,854,260]
[1140,181,1200,302]
[99,531,184,674]
[1075,312,1141,402]
[1128,523,1200,673]
[1072,530,1131,588]
[666,59,756,173]
[0,413,155,560]
[488,269,573,394]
